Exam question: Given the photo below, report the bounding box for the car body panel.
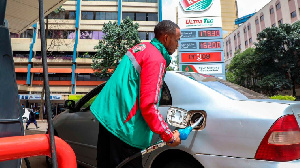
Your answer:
[53,110,98,167]
[162,72,293,158]
[194,154,300,168]
[52,71,300,167]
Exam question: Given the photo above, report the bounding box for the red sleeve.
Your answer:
[139,55,173,142]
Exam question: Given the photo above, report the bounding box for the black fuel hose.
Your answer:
[38,0,58,167]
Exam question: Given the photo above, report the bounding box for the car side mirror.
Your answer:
[64,100,75,111]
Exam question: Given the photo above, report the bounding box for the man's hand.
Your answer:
[166,130,181,147]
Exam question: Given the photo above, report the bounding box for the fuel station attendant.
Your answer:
[90,20,182,168]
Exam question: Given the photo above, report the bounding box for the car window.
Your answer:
[159,82,172,106]
[177,72,268,100]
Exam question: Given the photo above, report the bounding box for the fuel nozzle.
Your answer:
[178,115,204,140]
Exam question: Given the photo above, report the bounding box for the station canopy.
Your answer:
[6,0,68,33]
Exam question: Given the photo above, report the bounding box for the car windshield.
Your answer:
[177,72,268,100]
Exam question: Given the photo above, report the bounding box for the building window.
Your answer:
[46,30,75,39]
[47,10,65,19]
[10,33,20,38]
[235,47,237,51]
[138,32,155,40]
[13,51,30,58]
[270,8,274,14]
[234,35,236,40]
[238,44,241,49]
[77,74,107,81]
[80,31,105,39]
[247,24,251,30]
[122,13,134,20]
[148,13,158,21]
[291,11,296,19]
[34,73,72,81]
[20,29,33,38]
[272,23,276,27]
[82,0,117,1]
[278,19,283,25]
[81,12,94,20]
[237,32,240,37]
[245,40,248,46]
[255,19,259,25]
[276,3,281,10]
[122,12,158,21]
[260,15,264,22]
[82,11,118,20]
[16,73,27,80]
[123,0,158,2]
[244,27,247,33]
[67,11,76,20]
[249,37,252,43]
[95,12,118,20]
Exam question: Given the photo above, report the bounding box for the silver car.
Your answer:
[50,71,300,168]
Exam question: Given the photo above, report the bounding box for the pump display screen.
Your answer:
[199,41,221,49]
[198,30,220,37]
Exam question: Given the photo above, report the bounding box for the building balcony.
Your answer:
[76,58,93,64]
[31,57,73,64]
[13,57,29,63]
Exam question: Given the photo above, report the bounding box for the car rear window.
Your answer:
[177,72,268,100]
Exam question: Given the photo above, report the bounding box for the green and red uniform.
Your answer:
[91,38,173,149]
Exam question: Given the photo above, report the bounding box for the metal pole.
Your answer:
[38,0,58,167]
[0,0,7,26]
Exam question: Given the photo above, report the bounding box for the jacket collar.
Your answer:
[150,38,171,67]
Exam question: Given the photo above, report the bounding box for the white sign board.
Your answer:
[178,17,222,29]
[178,0,222,18]
[180,63,224,74]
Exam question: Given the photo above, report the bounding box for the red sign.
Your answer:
[181,0,203,9]
[181,52,222,63]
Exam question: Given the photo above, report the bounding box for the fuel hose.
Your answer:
[38,0,58,167]
[116,116,204,168]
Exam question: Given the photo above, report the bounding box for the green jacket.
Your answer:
[91,38,173,149]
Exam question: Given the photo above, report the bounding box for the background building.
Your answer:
[12,0,159,109]
[224,0,300,66]
[10,0,237,109]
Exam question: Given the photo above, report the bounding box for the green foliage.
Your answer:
[53,6,65,13]
[254,22,300,96]
[270,95,296,101]
[68,95,97,108]
[92,17,141,78]
[226,48,258,91]
[227,22,300,96]
[166,66,175,71]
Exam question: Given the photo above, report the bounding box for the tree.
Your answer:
[254,22,300,96]
[92,17,141,78]
[226,48,258,91]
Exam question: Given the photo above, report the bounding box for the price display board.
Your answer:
[181,28,222,40]
[179,39,223,52]
[199,41,222,49]
[180,51,223,63]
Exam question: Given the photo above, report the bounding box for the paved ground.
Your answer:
[21,120,49,168]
